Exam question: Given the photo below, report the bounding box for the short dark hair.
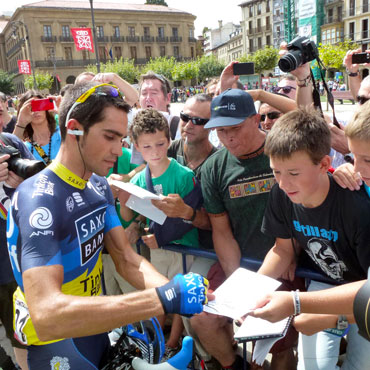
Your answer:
[58,82,131,141]
[189,93,213,104]
[17,90,57,141]
[129,108,169,144]
[139,71,171,96]
[265,108,331,165]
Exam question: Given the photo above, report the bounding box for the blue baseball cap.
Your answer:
[204,89,256,129]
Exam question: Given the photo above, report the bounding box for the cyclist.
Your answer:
[7,82,209,370]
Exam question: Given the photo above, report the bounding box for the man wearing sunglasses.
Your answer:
[276,75,297,100]
[6,82,209,370]
[259,103,282,131]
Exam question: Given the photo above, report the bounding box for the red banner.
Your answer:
[17,60,31,75]
[71,28,94,53]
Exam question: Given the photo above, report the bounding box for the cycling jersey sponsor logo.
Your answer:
[75,206,106,265]
[29,207,53,229]
[66,196,74,212]
[32,174,54,198]
[72,192,85,206]
[165,287,176,301]
[50,356,70,370]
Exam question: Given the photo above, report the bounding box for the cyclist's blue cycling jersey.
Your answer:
[7,161,121,352]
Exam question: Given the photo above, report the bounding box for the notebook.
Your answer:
[234,315,292,342]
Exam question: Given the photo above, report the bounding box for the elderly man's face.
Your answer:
[140,79,171,113]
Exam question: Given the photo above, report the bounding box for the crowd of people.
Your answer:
[0,44,369,370]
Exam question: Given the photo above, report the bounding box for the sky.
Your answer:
[0,0,244,36]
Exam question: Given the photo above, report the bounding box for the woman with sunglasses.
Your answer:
[13,90,61,165]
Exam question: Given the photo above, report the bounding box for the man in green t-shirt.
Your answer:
[190,89,277,370]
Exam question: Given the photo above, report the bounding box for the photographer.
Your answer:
[0,132,35,370]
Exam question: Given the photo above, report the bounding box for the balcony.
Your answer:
[110,36,125,42]
[156,36,168,42]
[141,36,154,42]
[59,36,74,42]
[188,37,197,43]
[41,36,57,42]
[126,36,140,42]
[170,36,182,42]
[324,0,343,4]
[35,59,97,68]
[323,15,343,24]
[345,6,370,17]
[97,36,109,42]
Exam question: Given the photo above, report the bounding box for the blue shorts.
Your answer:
[27,332,110,370]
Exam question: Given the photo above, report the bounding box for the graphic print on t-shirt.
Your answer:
[228,173,275,199]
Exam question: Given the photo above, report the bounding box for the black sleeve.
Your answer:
[261,183,292,239]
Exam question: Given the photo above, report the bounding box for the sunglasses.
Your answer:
[260,112,281,121]
[180,111,209,126]
[65,83,122,126]
[357,95,370,105]
[273,86,296,94]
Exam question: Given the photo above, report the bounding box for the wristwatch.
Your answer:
[337,315,349,331]
[346,68,359,77]
[182,207,196,224]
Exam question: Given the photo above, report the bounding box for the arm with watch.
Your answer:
[343,48,364,100]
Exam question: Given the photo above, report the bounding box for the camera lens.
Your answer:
[278,50,303,73]
[8,157,46,179]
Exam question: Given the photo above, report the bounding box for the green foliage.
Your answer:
[0,70,16,95]
[318,39,359,70]
[86,58,139,84]
[172,61,198,82]
[196,55,225,82]
[239,46,279,74]
[145,0,168,6]
[140,56,177,80]
[24,71,53,91]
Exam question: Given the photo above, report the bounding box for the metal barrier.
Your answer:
[138,241,340,286]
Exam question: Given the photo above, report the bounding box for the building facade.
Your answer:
[240,0,273,54]
[1,1,196,93]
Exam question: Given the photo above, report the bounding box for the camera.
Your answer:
[278,36,319,73]
[0,144,46,179]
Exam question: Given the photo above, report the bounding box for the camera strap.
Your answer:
[310,58,340,129]
[31,136,52,166]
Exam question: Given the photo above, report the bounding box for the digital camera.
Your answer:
[0,144,46,179]
[278,36,319,73]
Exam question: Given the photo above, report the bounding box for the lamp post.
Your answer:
[89,0,101,73]
[11,20,38,89]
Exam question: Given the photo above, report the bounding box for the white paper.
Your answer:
[111,180,167,225]
[203,268,281,319]
[253,337,281,365]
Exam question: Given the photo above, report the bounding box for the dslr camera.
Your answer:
[278,36,319,73]
[0,144,45,179]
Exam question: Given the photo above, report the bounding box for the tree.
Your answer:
[145,0,168,6]
[141,56,177,80]
[196,55,225,82]
[318,39,359,71]
[0,70,16,95]
[24,71,53,91]
[240,46,279,74]
[87,58,140,84]
[171,61,198,82]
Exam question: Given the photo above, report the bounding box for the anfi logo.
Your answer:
[50,356,70,370]
[29,207,53,229]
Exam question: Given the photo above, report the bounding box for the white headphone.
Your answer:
[67,128,84,136]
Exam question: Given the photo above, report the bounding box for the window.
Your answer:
[97,26,104,38]
[46,47,55,59]
[113,26,120,37]
[338,6,343,22]
[189,28,194,38]
[43,25,52,37]
[144,27,150,37]
[160,46,166,56]
[349,22,355,40]
[258,37,262,48]
[257,3,262,15]
[328,8,333,23]
[363,19,369,39]
[145,46,152,59]
[114,46,122,59]
[99,46,106,61]
[322,30,327,44]
[62,25,70,37]
[350,0,356,16]
[249,21,253,33]
[64,47,72,60]
[364,0,369,13]
[130,46,137,59]
[173,46,179,57]
[158,27,165,38]
[172,27,178,37]
[82,50,88,60]
[257,19,261,32]
[249,6,253,17]
[266,16,270,30]
[191,46,194,58]
[266,1,270,12]
[128,26,135,37]
[276,9,280,17]
[266,35,271,46]
[249,39,254,52]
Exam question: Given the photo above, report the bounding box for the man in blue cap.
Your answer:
[190,89,297,370]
